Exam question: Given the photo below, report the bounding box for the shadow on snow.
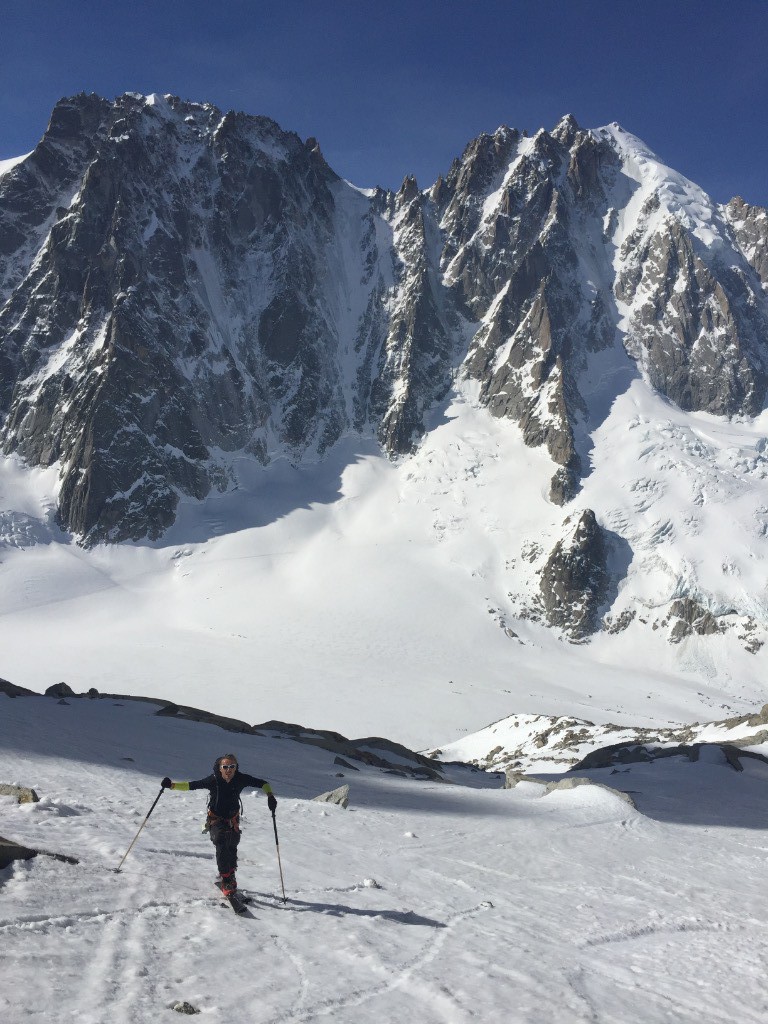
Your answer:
[245,890,446,928]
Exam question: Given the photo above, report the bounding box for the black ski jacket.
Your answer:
[173,771,272,818]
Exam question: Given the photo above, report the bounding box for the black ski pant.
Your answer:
[209,820,240,875]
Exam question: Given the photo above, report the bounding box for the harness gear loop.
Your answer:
[207,809,241,832]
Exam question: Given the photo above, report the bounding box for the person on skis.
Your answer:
[161,753,277,895]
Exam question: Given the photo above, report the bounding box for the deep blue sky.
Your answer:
[2,1,767,206]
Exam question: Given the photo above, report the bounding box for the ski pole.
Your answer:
[271,809,287,902]
[115,787,165,873]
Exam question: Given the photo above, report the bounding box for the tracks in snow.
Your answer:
[0,895,213,934]
[266,901,493,1024]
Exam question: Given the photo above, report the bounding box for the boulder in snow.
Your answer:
[0,835,37,869]
[543,776,636,807]
[0,783,40,803]
[313,784,350,808]
[171,1001,200,1015]
[45,682,76,698]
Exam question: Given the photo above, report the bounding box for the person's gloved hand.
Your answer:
[161,777,172,789]
[267,793,277,813]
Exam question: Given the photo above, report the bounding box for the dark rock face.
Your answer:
[0,94,463,541]
[616,215,768,416]
[370,178,459,453]
[0,677,36,697]
[667,598,724,644]
[539,509,609,639]
[1,97,767,544]
[0,95,356,541]
[725,197,768,289]
[434,121,623,503]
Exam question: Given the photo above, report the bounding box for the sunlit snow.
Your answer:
[2,107,768,1023]
[1,376,767,749]
[2,692,768,1023]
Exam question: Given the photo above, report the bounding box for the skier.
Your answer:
[161,754,277,896]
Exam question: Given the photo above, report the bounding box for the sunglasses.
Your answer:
[220,763,237,771]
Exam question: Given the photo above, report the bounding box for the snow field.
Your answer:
[2,696,768,1023]
[2,374,768,752]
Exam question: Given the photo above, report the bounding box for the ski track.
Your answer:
[0,896,212,934]
[567,958,766,1024]
[564,966,602,1024]
[61,873,205,1024]
[263,902,492,1024]
[4,701,768,1022]
[269,932,312,1019]
[581,914,737,948]
[77,872,152,1024]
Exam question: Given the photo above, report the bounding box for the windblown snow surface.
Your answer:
[2,693,768,1023]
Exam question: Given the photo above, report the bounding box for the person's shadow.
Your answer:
[244,889,446,927]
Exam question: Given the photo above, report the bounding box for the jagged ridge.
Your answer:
[1,94,767,648]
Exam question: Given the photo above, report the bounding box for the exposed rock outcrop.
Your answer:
[45,682,77,697]
[503,769,636,808]
[666,598,724,643]
[0,834,79,868]
[0,678,36,697]
[0,835,37,869]
[725,196,768,289]
[312,784,350,808]
[539,509,608,638]
[0,784,40,803]
[570,741,768,774]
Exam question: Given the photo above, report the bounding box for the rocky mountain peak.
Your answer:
[396,174,420,205]
[1,95,767,668]
[551,112,580,146]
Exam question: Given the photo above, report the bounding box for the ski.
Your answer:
[213,880,249,915]
[212,877,253,903]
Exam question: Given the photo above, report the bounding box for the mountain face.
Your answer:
[1,93,768,644]
[0,93,466,543]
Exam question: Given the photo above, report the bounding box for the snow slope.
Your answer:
[2,694,768,1023]
[2,373,768,750]
[0,153,31,180]
[593,123,727,254]
[2,104,767,748]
